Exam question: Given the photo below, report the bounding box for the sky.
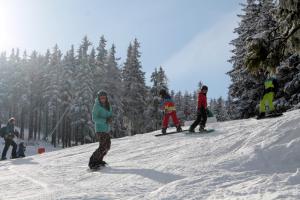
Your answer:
[0,0,245,98]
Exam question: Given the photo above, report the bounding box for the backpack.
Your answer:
[207,109,214,117]
[0,126,7,138]
[18,142,26,157]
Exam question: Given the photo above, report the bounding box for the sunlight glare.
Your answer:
[0,1,13,50]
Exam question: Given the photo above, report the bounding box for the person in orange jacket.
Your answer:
[189,85,208,132]
[159,89,182,134]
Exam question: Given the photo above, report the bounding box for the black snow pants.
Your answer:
[2,138,17,159]
[89,132,111,169]
[190,107,207,130]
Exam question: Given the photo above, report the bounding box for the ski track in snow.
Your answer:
[0,110,300,199]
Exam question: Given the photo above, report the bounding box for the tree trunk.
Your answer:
[56,109,60,146]
[80,124,84,145]
[51,112,57,147]
[75,126,78,146]
[38,106,42,140]
[28,108,34,140]
[68,120,72,147]
[62,117,66,148]
[20,107,25,139]
[34,109,38,140]
[45,106,49,139]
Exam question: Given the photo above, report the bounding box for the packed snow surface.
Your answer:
[1,110,300,200]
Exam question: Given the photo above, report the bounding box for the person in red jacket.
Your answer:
[189,85,208,132]
[159,89,182,134]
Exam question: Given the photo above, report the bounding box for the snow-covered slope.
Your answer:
[1,110,300,200]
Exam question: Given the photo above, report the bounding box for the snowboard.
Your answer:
[256,113,283,120]
[185,129,215,134]
[155,130,187,137]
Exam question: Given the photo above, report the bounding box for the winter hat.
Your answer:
[8,117,15,123]
[201,85,208,91]
[97,90,108,98]
[159,89,167,97]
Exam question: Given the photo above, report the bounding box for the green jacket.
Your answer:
[3,122,15,139]
[92,98,112,133]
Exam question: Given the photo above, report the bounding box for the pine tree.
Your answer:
[41,49,51,140]
[73,36,94,144]
[148,66,168,131]
[228,0,300,117]
[244,0,278,71]
[209,98,217,117]
[94,35,107,96]
[103,44,125,138]
[61,45,76,147]
[183,92,193,121]
[173,91,184,125]
[191,91,198,120]
[96,35,108,66]
[228,0,268,118]
[122,39,148,135]
[26,51,45,140]
[0,52,9,122]
[215,97,229,121]
[45,45,63,146]
[270,0,300,110]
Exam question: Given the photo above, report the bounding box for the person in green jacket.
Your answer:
[1,117,18,160]
[89,91,113,169]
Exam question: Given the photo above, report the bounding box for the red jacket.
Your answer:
[198,91,207,110]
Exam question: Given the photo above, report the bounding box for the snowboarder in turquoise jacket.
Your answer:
[92,94,112,133]
[89,91,113,169]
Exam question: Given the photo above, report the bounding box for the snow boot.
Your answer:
[176,125,182,132]
[269,110,281,116]
[188,127,195,133]
[100,160,107,166]
[89,154,101,169]
[89,161,103,170]
[199,126,207,132]
[161,128,167,134]
[257,112,266,119]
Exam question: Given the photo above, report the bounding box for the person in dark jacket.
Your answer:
[189,85,208,132]
[159,89,182,134]
[89,91,113,169]
[1,117,18,160]
[258,73,279,118]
